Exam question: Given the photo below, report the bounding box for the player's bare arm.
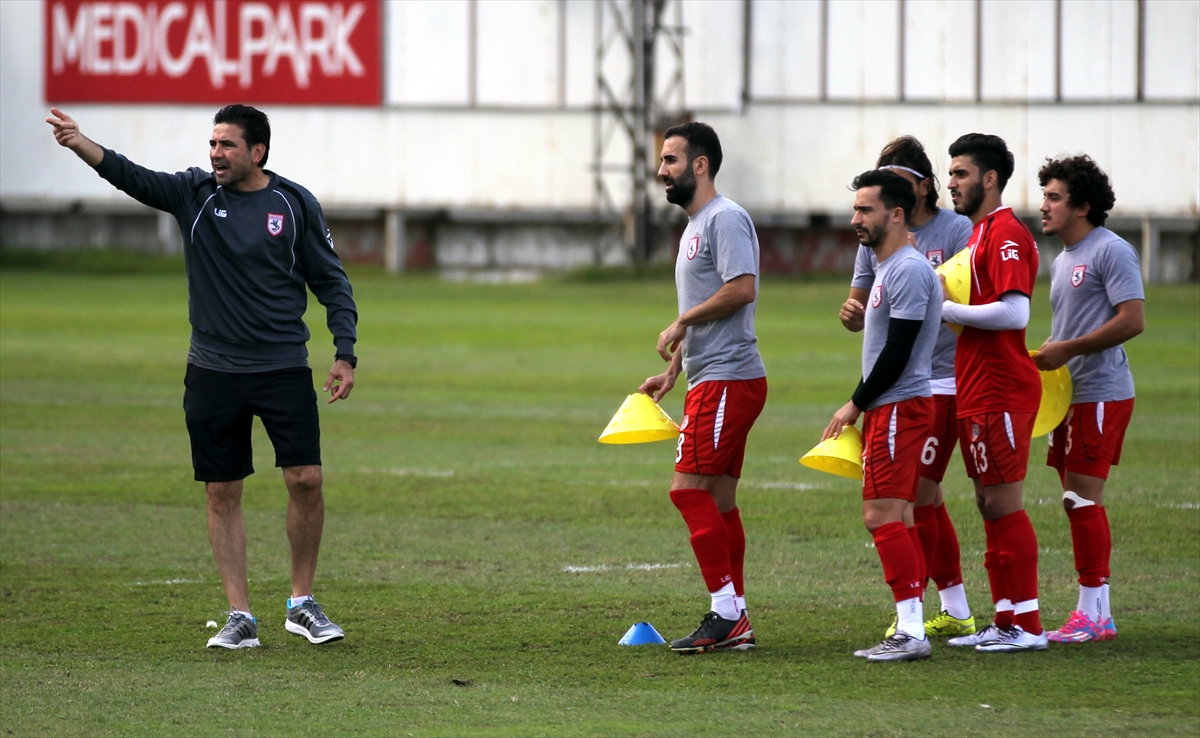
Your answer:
[840,287,869,332]
[1035,299,1145,371]
[821,400,862,442]
[323,359,356,404]
[46,108,105,167]
[640,350,682,402]
[656,273,756,361]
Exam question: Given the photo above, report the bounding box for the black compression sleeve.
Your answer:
[850,318,924,411]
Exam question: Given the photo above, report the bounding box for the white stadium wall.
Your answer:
[1,0,1197,278]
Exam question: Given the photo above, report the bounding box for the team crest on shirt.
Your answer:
[872,285,883,308]
[687,236,700,260]
[267,213,285,236]
[926,249,944,267]
[1071,264,1087,287]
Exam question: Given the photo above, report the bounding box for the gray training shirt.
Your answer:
[1049,226,1144,403]
[861,246,943,409]
[675,195,767,388]
[853,207,972,383]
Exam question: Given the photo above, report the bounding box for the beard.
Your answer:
[954,180,986,218]
[663,167,697,206]
[856,222,887,250]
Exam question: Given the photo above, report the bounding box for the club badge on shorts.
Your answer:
[926,249,944,267]
[267,213,285,237]
[872,285,883,308]
[971,423,981,442]
[687,236,700,260]
[1071,264,1087,287]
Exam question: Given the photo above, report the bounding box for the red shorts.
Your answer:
[675,377,767,477]
[862,396,935,502]
[958,412,1036,486]
[918,394,960,484]
[1046,399,1134,482]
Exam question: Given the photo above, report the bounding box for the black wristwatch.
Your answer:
[335,353,357,369]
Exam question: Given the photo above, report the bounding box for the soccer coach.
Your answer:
[47,106,357,650]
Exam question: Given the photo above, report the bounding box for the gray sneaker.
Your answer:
[863,632,932,662]
[285,600,344,644]
[206,612,260,649]
[947,623,1007,647]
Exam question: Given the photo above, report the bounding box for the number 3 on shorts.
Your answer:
[970,441,989,473]
[920,436,939,466]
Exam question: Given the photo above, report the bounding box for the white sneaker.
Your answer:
[863,633,933,662]
[947,623,1007,647]
[975,625,1049,653]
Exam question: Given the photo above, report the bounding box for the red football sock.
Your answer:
[1067,504,1110,587]
[930,502,965,589]
[912,504,938,587]
[995,509,1041,634]
[873,522,924,602]
[720,507,746,597]
[907,524,927,600]
[983,518,1013,629]
[669,489,732,593]
[1099,506,1113,582]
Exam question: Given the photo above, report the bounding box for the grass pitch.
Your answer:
[1,266,1197,736]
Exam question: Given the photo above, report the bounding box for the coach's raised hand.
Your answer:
[46,108,105,167]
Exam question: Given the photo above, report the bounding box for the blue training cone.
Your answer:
[618,621,667,646]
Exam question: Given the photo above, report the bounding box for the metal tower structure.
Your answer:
[592,0,687,265]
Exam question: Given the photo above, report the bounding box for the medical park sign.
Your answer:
[45,0,381,105]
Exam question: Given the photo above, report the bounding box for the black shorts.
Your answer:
[183,364,321,482]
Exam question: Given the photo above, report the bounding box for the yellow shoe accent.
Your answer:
[925,610,976,637]
[884,615,898,638]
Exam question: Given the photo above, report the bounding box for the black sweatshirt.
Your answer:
[95,150,357,371]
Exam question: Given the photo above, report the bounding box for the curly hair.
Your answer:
[948,133,1014,192]
[877,135,940,214]
[1037,155,1116,226]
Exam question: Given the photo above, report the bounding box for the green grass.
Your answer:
[1,267,1197,736]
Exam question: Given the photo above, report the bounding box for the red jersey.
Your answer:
[955,207,1042,417]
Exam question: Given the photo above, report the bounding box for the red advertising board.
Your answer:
[45,0,381,105]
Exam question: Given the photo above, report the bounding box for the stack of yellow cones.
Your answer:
[598,393,681,444]
[936,247,971,335]
[799,425,864,480]
[1029,350,1073,436]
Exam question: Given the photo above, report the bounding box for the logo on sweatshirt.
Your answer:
[687,236,700,260]
[267,213,285,237]
[1071,264,1087,287]
[214,208,227,218]
[872,285,882,308]
[926,249,943,267]
[1000,240,1021,261]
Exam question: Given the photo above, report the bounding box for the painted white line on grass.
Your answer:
[750,481,825,491]
[356,467,456,477]
[562,563,688,573]
[1158,502,1200,509]
[131,578,204,586]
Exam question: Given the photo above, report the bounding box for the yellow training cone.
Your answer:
[935,247,971,335]
[1029,350,1073,437]
[799,425,864,480]
[598,393,681,444]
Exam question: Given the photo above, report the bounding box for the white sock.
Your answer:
[1099,583,1112,622]
[288,594,313,608]
[1076,585,1103,622]
[232,609,254,620]
[937,583,971,620]
[896,596,925,640]
[710,583,739,620]
[734,595,747,614]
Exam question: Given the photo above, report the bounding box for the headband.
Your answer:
[879,165,927,179]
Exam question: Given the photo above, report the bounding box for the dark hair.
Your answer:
[213,104,271,167]
[851,169,916,221]
[948,133,1014,192]
[1037,155,1116,226]
[877,135,939,213]
[663,121,723,177]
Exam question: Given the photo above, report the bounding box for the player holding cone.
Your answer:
[641,123,767,653]
[1035,155,1145,643]
[826,169,943,662]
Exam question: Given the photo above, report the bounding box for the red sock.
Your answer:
[1067,504,1110,587]
[907,524,927,599]
[912,504,938,587]
[930,502,964,589]
[995,510,1041,634]
[983,519,1013,629]
[669,489,732,592]
[873,522,924,602]
[720,507,746,597]
[1099,506,1112,582]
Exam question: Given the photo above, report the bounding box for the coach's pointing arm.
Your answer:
[46,108,105,167]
